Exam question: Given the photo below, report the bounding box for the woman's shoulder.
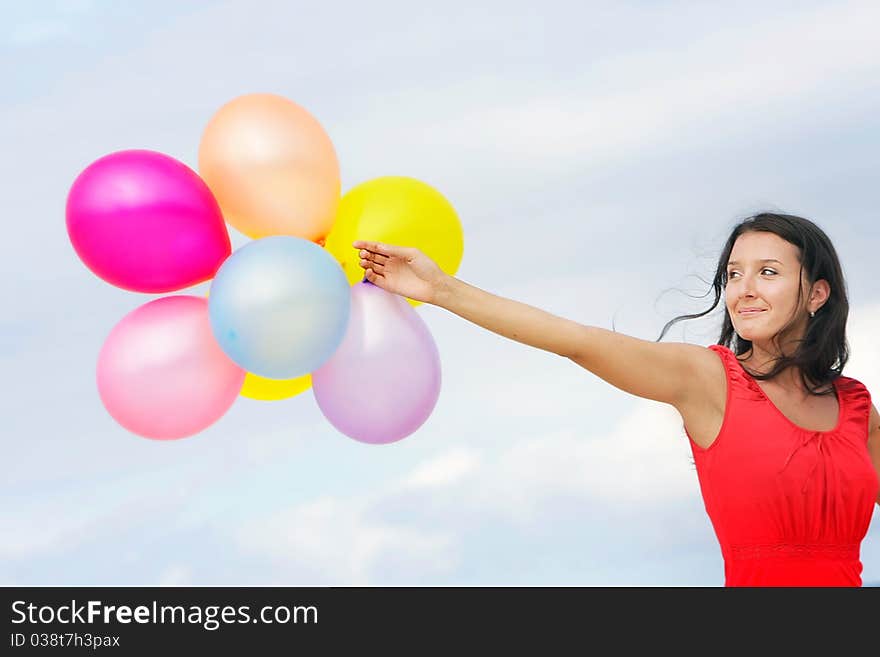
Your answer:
[835,373,872,410]
[703,343,753,390]
[675,344,730,415]
[681,343,764,411]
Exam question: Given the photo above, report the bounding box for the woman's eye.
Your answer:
[727,269,776,278]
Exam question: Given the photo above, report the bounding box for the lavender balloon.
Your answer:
[312,280,441,444]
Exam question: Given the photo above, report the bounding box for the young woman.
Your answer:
[353,212,880,587]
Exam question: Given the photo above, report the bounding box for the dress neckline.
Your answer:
[729,349,844,435]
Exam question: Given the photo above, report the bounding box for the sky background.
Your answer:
[2,0,879,586]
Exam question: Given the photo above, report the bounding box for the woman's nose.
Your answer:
[737,273,760,294]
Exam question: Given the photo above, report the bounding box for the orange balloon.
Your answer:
[198,93,341,240]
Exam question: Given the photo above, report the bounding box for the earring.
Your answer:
[810,310,815,318]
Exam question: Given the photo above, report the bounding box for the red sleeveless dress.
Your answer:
[687,344,878,586]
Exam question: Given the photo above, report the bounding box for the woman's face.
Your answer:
[724,231,812,348]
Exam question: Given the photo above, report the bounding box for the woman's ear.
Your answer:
[809,279,831,310]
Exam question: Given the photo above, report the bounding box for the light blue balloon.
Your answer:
[208,236,351,379]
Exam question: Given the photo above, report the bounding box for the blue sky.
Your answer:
[2,0,879,585]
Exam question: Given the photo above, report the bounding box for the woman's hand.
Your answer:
[352,241,448,304]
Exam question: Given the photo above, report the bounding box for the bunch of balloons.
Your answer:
[66,93,464,444]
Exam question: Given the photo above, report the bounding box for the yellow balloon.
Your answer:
[240,372,312,401]
[205,289,312,401]
[324,176,464,308]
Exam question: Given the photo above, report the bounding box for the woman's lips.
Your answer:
[738,309,766,316]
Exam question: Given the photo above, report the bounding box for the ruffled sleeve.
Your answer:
[835,375,872,443]
[708,344,765,402]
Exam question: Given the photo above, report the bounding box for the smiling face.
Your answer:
[724,231,830,363]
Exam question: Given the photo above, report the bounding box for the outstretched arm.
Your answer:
[435,276,586,359]
[437,276,708,406]
[355,241,707,407]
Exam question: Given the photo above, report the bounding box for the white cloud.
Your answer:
[157,564,192,586]
[606,7,875,138]
[471,404,697,525]
[232,396,697,581]
[0,478,191,561]
[335,1,880,180]
[400,447,482,489]
[234,496,460,585]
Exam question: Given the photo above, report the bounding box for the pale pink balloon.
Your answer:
[66,149,232,293]
[97,296,245,440]
[312,281,441,444]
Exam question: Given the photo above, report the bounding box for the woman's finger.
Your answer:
[352,240,409,258]
[352,240,382,254]
[360,250,389,265]
[360,258,384,272]
[364,267,384,283]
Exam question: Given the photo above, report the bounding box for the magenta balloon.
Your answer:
[66,149,232,293]
[97,295,245,440]
[312,281,441,444]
